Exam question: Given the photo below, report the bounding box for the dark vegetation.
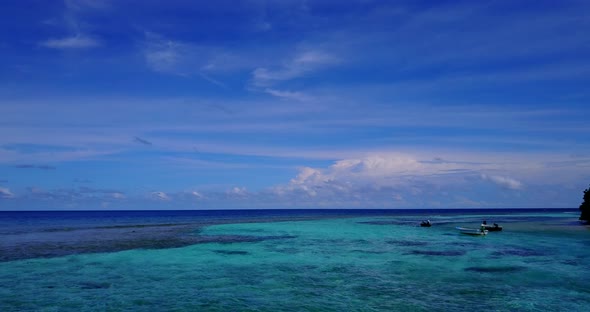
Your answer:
[580,185,590,222]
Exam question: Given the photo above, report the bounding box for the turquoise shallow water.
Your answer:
[1,210,589,311]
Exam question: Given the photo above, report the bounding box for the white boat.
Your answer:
[456,227,488,236]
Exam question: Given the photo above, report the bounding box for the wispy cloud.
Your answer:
[0,187,14,199]
[252,50,340,87]
[1,94,588,167]
[39,0,106,50]
[226,187,248,198]
[143,34,185,74]
[151,191,170,201]
[190,191,204,199]
[199,73,229,89]
[41,35,99,49]
[0,145,121,163]
[13,186,124,202]
[481,174,523,190]
[111,192,125,199]
[263,88,311,101]
[141,33,237,88]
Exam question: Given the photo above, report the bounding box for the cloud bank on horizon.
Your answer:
[0,0,589,209]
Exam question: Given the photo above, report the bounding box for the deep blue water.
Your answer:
[0,208,575,219]
[0,208,576,232]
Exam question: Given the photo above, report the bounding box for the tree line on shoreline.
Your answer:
[580,185,589,222]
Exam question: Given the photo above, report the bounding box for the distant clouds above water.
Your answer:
[0,0,589,209]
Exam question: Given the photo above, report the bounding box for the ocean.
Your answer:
[0,209,588,311]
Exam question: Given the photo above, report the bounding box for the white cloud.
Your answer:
[111,192,125,199]
[41,35,100,49]
[269,152,533,207]
[264,88,311,101]
[275,155,424,201]
[298,155,409,187]
[0,187,14,198]
[191,191,204,199]
[481,174,523,190]
[151,191,170,201]
[291,167,324,185]
[226,187,248,197]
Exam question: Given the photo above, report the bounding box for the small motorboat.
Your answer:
[456,227,488,236]
[420,220,432,227]
[483,223,503,231]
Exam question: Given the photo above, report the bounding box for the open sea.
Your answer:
[0,209,588,311]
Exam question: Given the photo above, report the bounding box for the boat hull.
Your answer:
[456,227,488,235]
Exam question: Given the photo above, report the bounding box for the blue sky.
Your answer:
[0,0,589,210]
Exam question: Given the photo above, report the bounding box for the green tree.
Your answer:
[580,185,590,222]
